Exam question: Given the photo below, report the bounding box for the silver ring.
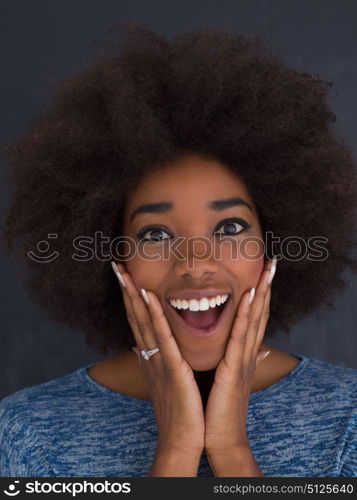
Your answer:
[141,348,160,360]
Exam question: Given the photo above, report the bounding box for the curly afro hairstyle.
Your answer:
[2,22,357,355]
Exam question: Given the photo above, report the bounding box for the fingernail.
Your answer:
[111,261,126,288]
[263,350,271,359]
[267,257,277,285]
[141,288,150,305]
[248,287,255,305]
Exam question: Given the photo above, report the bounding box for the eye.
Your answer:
[135,218,251,243]
[214,218,251,236]
[135,226,172,243]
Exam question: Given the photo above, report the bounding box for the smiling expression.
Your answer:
[121,153,265,370]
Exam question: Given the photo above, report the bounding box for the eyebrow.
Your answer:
[130,197,254,223]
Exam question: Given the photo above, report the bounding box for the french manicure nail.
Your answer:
[248,287,255,305]
[141,288,150,305]
[268,257,277,285]
[111,261,126,288]
[263,350,271,359]
[117,272,127,288]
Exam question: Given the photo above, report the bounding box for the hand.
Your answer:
[204,257,277,453]
[111,261,205,454]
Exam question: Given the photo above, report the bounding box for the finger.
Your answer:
[254,284,271,354]
[144,290,187,369]
[113,262,185,370]
[223,289,251,371]
[120,269,159,351]
[118,275,148,351]
[112,263,143,350]
[112,261,157,351]
[243,257,276,361]
[255,348,271,368]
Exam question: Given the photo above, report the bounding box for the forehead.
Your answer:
[125,155,254,211]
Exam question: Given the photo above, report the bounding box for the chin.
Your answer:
[182,348,225,372]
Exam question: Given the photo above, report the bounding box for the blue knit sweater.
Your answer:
[1,353,356,477]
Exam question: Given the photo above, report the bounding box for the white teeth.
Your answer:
[189,299,200,311]
[169,294,229,312]
[198,298,210,311]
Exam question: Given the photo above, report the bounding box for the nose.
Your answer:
[172,236,220,279]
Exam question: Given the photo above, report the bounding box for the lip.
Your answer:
[166,295,232,339]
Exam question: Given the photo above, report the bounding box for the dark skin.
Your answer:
[89,154,300,475]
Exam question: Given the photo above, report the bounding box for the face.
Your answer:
[121,154,265,371]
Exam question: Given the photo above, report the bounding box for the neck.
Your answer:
[118,343,275,401]
[192,367,216,411]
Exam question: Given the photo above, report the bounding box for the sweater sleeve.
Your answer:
[0,405,54,477]
[339,412,357,477]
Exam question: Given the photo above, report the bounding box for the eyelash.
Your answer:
[135,218,251,243]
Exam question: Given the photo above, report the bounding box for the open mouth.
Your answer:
[166,295,232,338]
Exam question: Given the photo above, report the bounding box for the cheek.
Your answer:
[125,258,168,291]
[220,237,264,271]
[225,252,265,286]
[219,235,264,261]
[247,257,265,283]
[241,235,265,262]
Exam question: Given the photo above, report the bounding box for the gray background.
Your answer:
[1,0,357,400]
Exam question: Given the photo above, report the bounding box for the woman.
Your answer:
[1,23,357,477]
